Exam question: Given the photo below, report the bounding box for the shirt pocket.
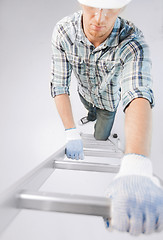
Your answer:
[97,60,122,86]
[66,53,85,76]
[97,60,117,75]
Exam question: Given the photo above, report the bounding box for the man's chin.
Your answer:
[90,31,106,38]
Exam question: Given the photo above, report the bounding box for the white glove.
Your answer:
[104,154,163,236]
[65,128,84,160]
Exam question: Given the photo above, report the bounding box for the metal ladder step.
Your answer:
[17,190,111,218]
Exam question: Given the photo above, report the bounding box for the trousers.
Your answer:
[79,93,117,140]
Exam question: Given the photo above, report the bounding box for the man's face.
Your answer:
[81,5,121,45]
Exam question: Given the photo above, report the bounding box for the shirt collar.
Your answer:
[105,17,120,47]
[76,11,120,48]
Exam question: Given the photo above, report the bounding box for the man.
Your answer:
[51,0,163,235]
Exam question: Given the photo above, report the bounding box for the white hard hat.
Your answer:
[77,0,132,9]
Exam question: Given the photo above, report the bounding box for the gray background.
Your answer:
[0,0,163,239]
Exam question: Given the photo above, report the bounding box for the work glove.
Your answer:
[65,128,84,160]
[104,154,163,236]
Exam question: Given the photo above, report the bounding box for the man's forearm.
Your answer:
[54,94,75,129]
[124,98,152,157]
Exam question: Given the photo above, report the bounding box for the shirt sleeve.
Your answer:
[50,26,72,98]
[120,38,155,111]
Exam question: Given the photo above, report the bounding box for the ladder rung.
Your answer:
[17,190,111,218]
[83,144,115,150]
[83,139,114,145]
[54,160,120,173]
[83,149,123,158]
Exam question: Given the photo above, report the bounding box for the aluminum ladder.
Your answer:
[0,133,146,235]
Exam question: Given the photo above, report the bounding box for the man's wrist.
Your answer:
[118,154,152,177]
[65,128,81,141]
[65,127,76,131]
[115,154,160,187]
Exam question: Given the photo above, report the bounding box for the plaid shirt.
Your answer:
[51,11,154,112]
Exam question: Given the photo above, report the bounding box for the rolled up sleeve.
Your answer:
[50,26,72,98]
[121,39,155,111]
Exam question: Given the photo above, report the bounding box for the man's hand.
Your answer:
[104,154,163,235]
[65,128,84,160]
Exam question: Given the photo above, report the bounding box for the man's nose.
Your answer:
[94,9,106,24]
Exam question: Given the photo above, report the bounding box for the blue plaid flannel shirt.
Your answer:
[51,11,154,112]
